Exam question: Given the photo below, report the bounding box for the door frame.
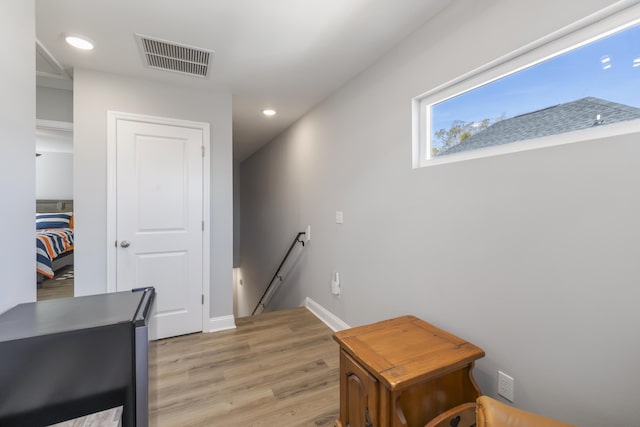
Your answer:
[106,111,211,333]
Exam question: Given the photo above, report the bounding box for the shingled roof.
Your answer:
[440,97,640,156]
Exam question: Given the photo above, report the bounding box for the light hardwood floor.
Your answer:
[49,408,122,427]
[52,307,339,427]
[149,307,340,426]
[37,267,74,301]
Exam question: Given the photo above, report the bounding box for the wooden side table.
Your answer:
[333,316,485,427]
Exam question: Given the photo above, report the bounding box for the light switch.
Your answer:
[335,211,344,224]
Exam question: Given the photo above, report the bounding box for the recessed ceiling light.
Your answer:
[65,34,94,50]
[262,109,276,117]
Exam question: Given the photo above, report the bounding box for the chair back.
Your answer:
[424,402,476,427]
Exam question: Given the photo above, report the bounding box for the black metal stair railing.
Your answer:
[252,231,307,316]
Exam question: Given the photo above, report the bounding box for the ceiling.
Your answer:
[36,0,450,161]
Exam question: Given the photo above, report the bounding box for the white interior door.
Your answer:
[115,119,204,340]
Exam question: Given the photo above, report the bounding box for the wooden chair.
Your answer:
[424,402,476,427]
[425,396,577,427]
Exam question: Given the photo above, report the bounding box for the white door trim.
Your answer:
[106,111,211,333]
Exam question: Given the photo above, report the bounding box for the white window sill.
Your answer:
[416,118,640,168]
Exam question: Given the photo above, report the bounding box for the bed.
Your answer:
[36,200,74,283]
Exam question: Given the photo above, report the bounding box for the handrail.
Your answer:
[252,231,307,316]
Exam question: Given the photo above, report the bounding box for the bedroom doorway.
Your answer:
[35,120,74,301]
[107,112,210,340]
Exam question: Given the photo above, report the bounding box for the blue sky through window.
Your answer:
[431,22,640,151]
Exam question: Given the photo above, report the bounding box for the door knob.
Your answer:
[120,240,131,248]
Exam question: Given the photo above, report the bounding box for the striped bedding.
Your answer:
[36,228,74,279]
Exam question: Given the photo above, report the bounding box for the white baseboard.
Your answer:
[207,315,236,333]
[302,297,350,332]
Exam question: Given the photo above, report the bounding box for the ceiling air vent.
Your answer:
[135,34,213,78]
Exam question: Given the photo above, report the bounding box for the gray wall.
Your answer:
[36,86,73,122]
[239,0,640,426]
[0,0,35,313]
[233,157,241,267]
[74,69,233,318]
[36,87,73,202]
[36,152,73,199]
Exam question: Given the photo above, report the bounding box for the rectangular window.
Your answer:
[413,7,640,167]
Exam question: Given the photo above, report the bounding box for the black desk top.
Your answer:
[0,289,154,342]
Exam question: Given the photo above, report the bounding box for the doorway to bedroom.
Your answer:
[36,120,74,301]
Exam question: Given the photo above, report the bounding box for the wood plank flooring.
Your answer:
[37,267,74,301]
[149,307,340,426]
[49,407,122,427]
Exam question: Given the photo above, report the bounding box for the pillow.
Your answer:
[36,212,72,229]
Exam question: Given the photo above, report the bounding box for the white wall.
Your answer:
[240,1,640,426]
[36,86,73,122]
[74,69,233,319]
[233,157,241,267]
[0,0,36,313]
[35,152,73,200]
[36,87,73,200]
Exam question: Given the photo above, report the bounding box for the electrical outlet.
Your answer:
[498,370,514,402]
[331,272,341,296]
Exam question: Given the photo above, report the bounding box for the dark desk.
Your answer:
[0,288,154,426]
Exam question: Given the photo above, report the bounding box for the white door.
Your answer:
[115,119,204,339]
